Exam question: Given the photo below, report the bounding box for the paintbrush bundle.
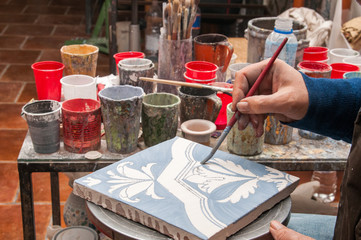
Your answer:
[163,0,200,40]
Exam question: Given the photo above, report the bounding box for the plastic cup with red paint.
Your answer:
[297,61,332,78]
[185,61,218,80]
[209,82,233,130]
[302,47,328,62]
[62,98,102,154]
[31,61,65,101]
[330,63,360,79]
[183,72,217,84]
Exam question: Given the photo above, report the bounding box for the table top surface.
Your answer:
[18,128,350,171]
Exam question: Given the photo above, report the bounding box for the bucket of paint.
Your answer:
[185,61,218,80]
[118,58,155,94]
[297,61,332,78]
[183,72,217,84]
[142,93,180,147]
[52,226,98,240]
[98,85,144,153]
[330,63,360,79]
[226,103,264,155]
[60,44,99,77]
[62,98,101,153]
[209,82,233,130]
[22,100,61,153]
[32,61,65,101]
[181,119,216,146]
[245,17,308,65]
[60,74,97,101]
[302,46,328,62]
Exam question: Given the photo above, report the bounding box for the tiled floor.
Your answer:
[0,1,343,240]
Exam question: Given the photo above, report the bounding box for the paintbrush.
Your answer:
[139,77,233,93]
[200,38,289,164]
[171,0,179,40]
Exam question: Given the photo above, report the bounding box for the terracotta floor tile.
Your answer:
[0,4,26,14]
[9,0,49,5]
[67,7,87,15]
[51,0,85,7]
[0,82,24,102]
[17,83,37,103]
[24,5,68,15]
[0,50,40,64]
[38,49,62,62]
[23,36,71,50]
[53,25,89,37]
[36,15,84,25]
[0,64,6,75]
[0,14,38,24]
[4,24,54,36]
[0,204,52,240]
[0,64,34,82]
[0,103,28,129]
[0,162,19,202]
[0,36,26,49]
[0,130,27,160]
[0,24,6,33]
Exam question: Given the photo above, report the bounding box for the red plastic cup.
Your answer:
[31,61,65,101]
[184,73,216,84]
[209,82,233,130]
[62,98,101,153]
[185,61,218,80]
[330,63,360,79]
[303,47,328,62]
[113,51,145,66]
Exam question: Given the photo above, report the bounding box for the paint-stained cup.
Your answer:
[142,93,180,147]
[178,87,222,124]
[343,71,361,79]
[113,51,145,75]
[62,98,101,153]
[99,85,144,153]
[226,103,264,155]
[181,119,216,146]
[60,74,97,101]
[22,100,61,154]
[31,61,65,101]
[60,44,99,77]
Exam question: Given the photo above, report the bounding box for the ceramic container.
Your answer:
[60,74,97,101]
[226,103,264,155]
[265,116,293,145]
[181,119,216,145]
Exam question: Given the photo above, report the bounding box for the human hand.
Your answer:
[269,220,315,240]
[232,59,309,137]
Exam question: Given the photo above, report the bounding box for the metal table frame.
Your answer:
[17,130,350,239]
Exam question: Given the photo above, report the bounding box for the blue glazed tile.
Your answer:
[74,137,299,239]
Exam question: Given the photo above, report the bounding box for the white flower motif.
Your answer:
[83,177,101,187]
[106,161,163,203]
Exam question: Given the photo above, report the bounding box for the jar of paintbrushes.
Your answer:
[157,0,199,94]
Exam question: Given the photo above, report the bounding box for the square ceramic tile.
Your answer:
[74,137,299,239]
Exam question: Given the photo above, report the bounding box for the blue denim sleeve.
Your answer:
[288,72,361,143]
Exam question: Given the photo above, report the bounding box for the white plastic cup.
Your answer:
[228,62,251,83]
[329,48,360,64]
[60,74,97,101]
[343,56,361,68]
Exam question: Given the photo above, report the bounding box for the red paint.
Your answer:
[183,73,216,84]
[303,47,328,61]
[210,82,233,130]
[330,63,360,79]
[298,61,332,78]
[185,61,218,80]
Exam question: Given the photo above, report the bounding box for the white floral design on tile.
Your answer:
[83,177,102,187]
[106,162,163,203]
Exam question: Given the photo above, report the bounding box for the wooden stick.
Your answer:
[139,77,233,93]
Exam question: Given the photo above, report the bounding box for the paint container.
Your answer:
[265,115,293,145]
[60,44,99,77]
[157,37,192,94]
[142,93,180,147]
[60,75,97,101]
[209,82,233,130]
[52,226,98,240]
[178,87,222,124]
[226,103,264,155]
[329,48,359,64]
[62,98,101,153]
[118,58,155,94]
[302,46,328,62]
[343,71,361,79]
[113,51,145,74]
[297,61,332,140]
[181,119,216,146]
[22,100,61,154]
[183,72,217,84]
[98,85,144,154]
[31,61,65,101]
[343,56,361,68]
[228,62,251,83]
[330,63,360,79]
[185,61,218,80]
